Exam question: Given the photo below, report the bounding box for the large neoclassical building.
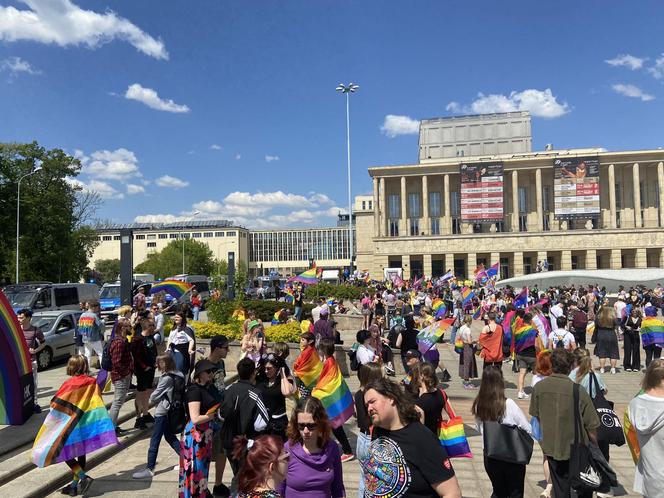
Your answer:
[355,113,664,280]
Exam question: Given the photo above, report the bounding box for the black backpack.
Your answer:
[554,333,566,349]
[348,349,360,372]
[100,339,114,371]
[165,373,187,434]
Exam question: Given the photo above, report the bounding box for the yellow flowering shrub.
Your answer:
[188,320,301,343]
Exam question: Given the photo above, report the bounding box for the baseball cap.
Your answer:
[193,359,218,378]
[404,349,421,359]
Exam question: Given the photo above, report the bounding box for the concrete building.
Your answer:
[358,144,664,280]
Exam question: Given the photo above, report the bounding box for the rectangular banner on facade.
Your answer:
[460,162,504,222]
[553,157,600,219]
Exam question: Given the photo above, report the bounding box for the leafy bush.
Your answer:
[303,283,372,301]
[189,320,301,343]
[206,297,313,324]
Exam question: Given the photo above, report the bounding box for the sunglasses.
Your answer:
[297,422,318,431]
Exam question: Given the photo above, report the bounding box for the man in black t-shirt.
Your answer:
[362,378,461,498]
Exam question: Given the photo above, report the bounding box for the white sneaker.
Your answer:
[132,468,154,479]
[517,391,530,400]
[610,367,616,375]
[173,464,180,471]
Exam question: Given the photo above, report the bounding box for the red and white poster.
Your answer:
[460,162,504,222]
[553,157,600,219]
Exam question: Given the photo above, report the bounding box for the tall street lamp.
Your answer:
[16,160,43,283]
[182,211,200,274]
[336,82,359,276]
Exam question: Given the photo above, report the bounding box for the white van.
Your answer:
[4,282,100,314]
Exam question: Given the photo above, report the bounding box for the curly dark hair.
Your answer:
[364,377,420,426]
[286,396,332,448]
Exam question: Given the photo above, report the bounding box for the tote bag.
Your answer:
[569,384,602,492]
[483,420,534,465]
[438,390,472,458]
[588,372,625,446]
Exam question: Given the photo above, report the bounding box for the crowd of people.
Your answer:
[24,277,664,498]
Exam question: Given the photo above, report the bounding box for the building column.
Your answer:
[635,248,647,269]
[422,175,429,236]
[608,163,616,229]
[513,252,524,277]
[373,177,379,237]
[585,249,597,270]
[400,176,407,236]
[379,177,386,237]
[560,250,572,271]
[609,249,622,269]
[466,253,476,281]
[401,254,410,280]
[633,163,642,228]
[490,252,500,267]
[423,254,432,278]
[535,168,543,231]
[445,253,454,275]
[443,174,451,234]
[512,170,519,231]
[659,249,664,269]
[658,162,664,227]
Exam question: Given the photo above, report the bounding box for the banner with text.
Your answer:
[553,157,600,219]
[460,162,504,223]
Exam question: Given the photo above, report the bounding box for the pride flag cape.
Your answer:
[502,310,516,347]
[288,267,318,286]
[32,375,118,467]
[417,319,454,354]
[0,290,34,425]
[293,346,323,391]
[150,279,193,299]
[640,316,664,348]
[312,357,354,429]
[512,320,538,354]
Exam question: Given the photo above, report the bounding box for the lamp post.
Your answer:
[182,211,200,274]
[336,82,359,277]
[16,161,43,283]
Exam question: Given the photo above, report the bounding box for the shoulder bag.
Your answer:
[569,383,602,492]
[438,390,472,458]
[483,419,534,465]
[588,372,625,446]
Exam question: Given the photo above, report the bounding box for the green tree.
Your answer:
[135,239,217,279]
[94,258,121,283]
[0,142,100,283]
[233,261,248,300]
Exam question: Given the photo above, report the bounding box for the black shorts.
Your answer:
[136,368,156,391]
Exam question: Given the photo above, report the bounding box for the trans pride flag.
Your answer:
[293,346,323,391]
[512,320,538,354]
[312,357,355,428]
[640,317,664,348]
[32,375,118,467]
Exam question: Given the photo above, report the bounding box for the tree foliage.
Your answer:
[94,258,121,283]
[233,260,248,299]
[134,239,218,279]
[0,142,100,284]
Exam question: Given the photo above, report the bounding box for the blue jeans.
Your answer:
[147,415,181,470]
[192,306,200,321]
[356,431,371,498]
[294,306,302,321]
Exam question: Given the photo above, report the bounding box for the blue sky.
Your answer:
[2,0,664,228]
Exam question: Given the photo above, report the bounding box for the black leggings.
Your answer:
[332,426,353,455]
[645,345,662,367]
[483,455,525,498]
[65,455,86,478]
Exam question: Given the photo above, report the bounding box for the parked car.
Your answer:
[4,282,98,314]
[31,310,83,370]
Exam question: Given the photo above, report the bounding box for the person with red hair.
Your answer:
[232,435,289,498]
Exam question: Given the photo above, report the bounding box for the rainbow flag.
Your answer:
[502,310,517,347]
[402,373,412,386]
[472,305,483,320]
[435,303,448,320]
[432,298,445,312]
[288,267,318,286]
[312,357,355,428]
[461,287,475,308]
[284,286,295,304]
[640,316,664,348]
[417,319,454,354]
[454,336,464,354]
[0,290,34,425]
[150,279,193,299]
[32,375,118,467]
[512,321,538,353]
[293,346,323,391]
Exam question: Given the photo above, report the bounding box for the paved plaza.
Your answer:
[0,324,645,497]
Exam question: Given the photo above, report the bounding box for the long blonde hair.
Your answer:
[596,306,615,328]
[573,348,592,382]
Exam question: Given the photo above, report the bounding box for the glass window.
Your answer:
[158,234,168,239]
[362,201,366,210]
[147,234,156,240]
[54,287,78,306]
[543,186,551,212]
[518,187,527,214]
[431,218,440,235]
[215,232,225,237]
[388,194,400,219]
[204,232,213,238]
[182,233,190,239]
[135,234,145,240]
[147,242,157,248]
[170,233,179,239]
[450,192,460,216]
[113,235,121,240]
[408,193,421,218]
[429,192,441,217]
[192,232,202,238]
[226,231,236,237]
[615,183,622,209]
[102,235,112,241]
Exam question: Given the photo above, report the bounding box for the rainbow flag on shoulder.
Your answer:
[640,317,664,348]
[293,346,323,391]
[512,320,538,354]
[32,375,118,467]
[312,357,355,428]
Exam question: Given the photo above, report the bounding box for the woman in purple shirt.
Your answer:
[277,397,345,498]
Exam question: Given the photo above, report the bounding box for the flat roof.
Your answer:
[95,219,244,231]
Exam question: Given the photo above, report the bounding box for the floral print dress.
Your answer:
[178,419,215,496]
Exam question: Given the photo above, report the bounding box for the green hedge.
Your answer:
[206,298,314,325]
[303,282,373,301]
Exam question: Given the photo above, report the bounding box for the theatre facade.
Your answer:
[356,147,664,281]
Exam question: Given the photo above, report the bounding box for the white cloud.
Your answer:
[67,177,124,199]
[80,148,141,181]
[210,144,222,150]
[126,183,145,194]
[155,175,189,188]
[0,56,40,75]
[647,54,664,79]
[0,0,168,60]
[605,54,647,70]
[265,154,280,162]
[124,83,190,113]
[447,89,570,118]
[134,214,190,223]
[235,153,241,160]
[611,83,655,101]
[380,115,420,137]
